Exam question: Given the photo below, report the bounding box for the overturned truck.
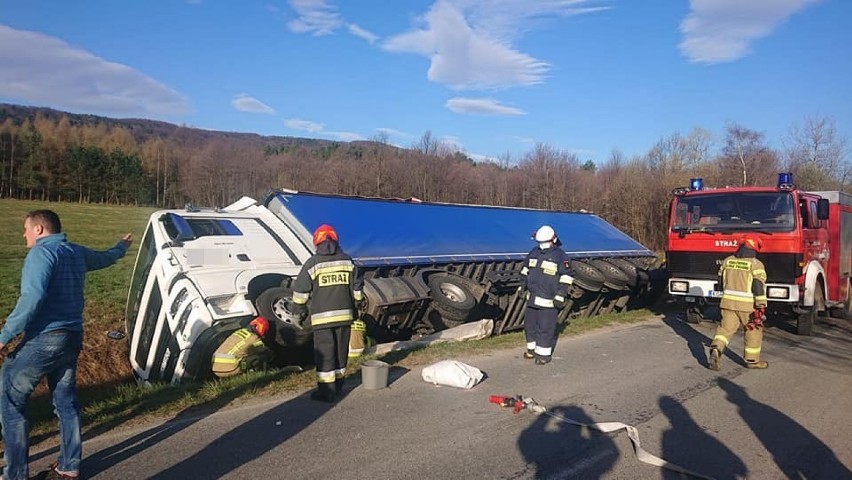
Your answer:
[126,190,662,385]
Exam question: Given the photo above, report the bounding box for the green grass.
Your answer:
[0,199,662,444]
[0,199,156,328]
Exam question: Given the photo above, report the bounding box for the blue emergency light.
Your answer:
[689,178,703,191]
[778,172,794,189]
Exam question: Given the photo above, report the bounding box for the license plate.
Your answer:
[708,290,722,298]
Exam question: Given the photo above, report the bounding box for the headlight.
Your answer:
[207,294,253,316]
[767,287,789,299]
[670,281,689,293]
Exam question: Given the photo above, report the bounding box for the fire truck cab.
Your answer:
[666,173,852,335]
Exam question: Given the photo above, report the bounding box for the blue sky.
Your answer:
[1,0,850,164]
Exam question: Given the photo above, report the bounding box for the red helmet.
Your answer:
[249,316,269,337]
[740,235,763,251]
[312,224,339,246]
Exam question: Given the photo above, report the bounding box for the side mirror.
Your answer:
[817,198,830,221]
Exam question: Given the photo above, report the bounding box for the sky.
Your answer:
[1,0,850,164]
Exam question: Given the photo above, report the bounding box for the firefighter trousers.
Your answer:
[314,325,351,385]
[710,309,763,362]
[524,307,558,359]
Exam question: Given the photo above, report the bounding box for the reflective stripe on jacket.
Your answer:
[292,240,363,329]
[718,255,767,312]
[521,246,574,309]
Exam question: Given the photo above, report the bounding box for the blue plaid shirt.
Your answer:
[0,233,128,344]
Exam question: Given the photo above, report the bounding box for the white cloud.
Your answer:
[446,97,525,116]
[284,118,364,141]
[0,25,189,116]
[376,127,414,139]
[382,0,607,90]
[348,23,379,44]
[286,0,342,35]
[231,94,276,114]
[285,118,325,133]
[328,130,365,141]
[679,0,821,64]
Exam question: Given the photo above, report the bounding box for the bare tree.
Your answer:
[784,115,850,190]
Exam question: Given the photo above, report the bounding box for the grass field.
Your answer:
[0,199,664,445]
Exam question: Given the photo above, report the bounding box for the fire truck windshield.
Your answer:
[672,192,795,233]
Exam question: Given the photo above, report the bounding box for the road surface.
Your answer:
[25,310,852,479]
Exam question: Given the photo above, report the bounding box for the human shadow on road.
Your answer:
[658,395,745,480]
[662,314,713,368]
[718,378,852,479]
[662,314,750,369]
[517,405,618,479]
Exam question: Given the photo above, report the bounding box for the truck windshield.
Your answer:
[672,192,795,233]
[125,223,156,334]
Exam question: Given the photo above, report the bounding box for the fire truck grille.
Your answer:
[667,252,801,283]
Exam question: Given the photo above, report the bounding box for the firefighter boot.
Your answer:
[708,347,721,371]
[523,349,535,360]
[535,355,551,365]
[310,382,337,403]
[335,378,346,398]
[746,360,769,369]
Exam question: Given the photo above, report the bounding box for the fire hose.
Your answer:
[489,395,715,480]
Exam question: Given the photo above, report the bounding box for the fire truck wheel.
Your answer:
[796,283,823,336]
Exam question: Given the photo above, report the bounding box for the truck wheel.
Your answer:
[830,279,852,320]
[428,273,477,322]
[797,283,823,336]
[256,287,312,347]
[797,308,815,336]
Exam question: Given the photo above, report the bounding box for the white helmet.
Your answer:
[534,225,556,243]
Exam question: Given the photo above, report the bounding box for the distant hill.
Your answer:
[0,102,349,151]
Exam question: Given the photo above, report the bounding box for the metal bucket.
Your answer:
[361,360,390,390]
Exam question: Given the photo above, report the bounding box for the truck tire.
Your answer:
[255,287,312,347]
[797,283,824,336]
[830,279,852,320]
[428,273,477,322]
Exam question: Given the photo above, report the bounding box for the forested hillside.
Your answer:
[1,103,847,251]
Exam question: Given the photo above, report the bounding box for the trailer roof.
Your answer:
[266,191,653,267]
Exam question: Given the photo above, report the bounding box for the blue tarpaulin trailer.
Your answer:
[262,190,660,339]
[264,190,655,266]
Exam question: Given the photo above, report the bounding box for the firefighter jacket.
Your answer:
[291,239,364,329]
[521,245,574,309]
[718,248,767,312]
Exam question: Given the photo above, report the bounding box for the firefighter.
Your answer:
[709,235,769,370]
[520,225,574,365]
[291,224,365,402]
[212,317,271,378]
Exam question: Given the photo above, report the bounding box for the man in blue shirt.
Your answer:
[0,210,131,480]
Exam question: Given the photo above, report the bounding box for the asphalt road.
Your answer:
[26,310,852,479]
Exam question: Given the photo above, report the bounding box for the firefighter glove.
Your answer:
[554,295,566,309]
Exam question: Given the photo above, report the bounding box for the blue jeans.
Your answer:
[1,330,83,480]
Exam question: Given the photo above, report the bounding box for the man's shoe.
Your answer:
[523,349,535,360]
[41,462,79,480]
[534,356,551,365]
[746,360,769,369]
[708,348,721,371]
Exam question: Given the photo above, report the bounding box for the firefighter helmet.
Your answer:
[533,225,557,243]
[312,224,339,246]
[740,235,763,251]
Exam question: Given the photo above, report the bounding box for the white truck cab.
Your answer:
[125,199,312,385]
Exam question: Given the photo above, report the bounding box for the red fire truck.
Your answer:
[666,173,852,335]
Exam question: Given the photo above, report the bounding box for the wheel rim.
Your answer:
[439,282,468,304]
